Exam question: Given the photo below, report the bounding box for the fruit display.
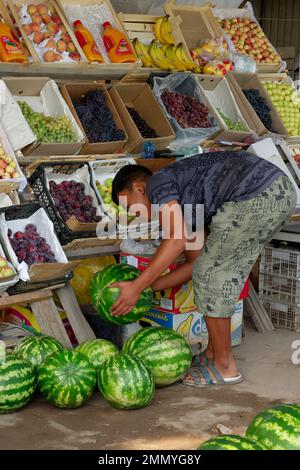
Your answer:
[123,327,192,387]
[243,88,274,132]
[246,404,300,450]
[0,256,15,280]
[264,81,300,136]
[190,39,233,76]
[219,17,281,65]
[198,435,266,450]
[98,353,155,410]
[8,224,57,266]
[49,180,102,224]
[76,339,119,371]
[126,107,158,139]
[37,349,97,408]
[96,177,127,219]
[73,90,126,143]
[90,264,153,325]
[161,89,212,129]
[0,342,36,413]
[18,101,78,143]
[12,335,64,371]
[17,3,81,62]
[132,15,199,72]
[217,110,247,131]
[0,143,20,180]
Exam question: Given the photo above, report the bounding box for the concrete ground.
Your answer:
[1,326,300,450]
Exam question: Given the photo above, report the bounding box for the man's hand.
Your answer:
[110,280,142,316]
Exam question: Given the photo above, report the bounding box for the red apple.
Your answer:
[47,22,59,35]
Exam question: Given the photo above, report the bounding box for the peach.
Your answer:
[69,51,80,61]
[27,4,38,16]
[37,3,48,15]
[44,31,52,38]
[52,14,61,25]
[33,31,45,44]
[31,23,41,33]
[42,14,52,24]
[48,5,55,15]
[23,24,33,35]
[56,39,67,53]
[53,53,63,61]
[61,33,71,43]
[32,15,43,25]
[47,22,59,35]
[59,25,67,34]
[45,38,56,48]
[43,50,56,62]
[67,41,76,53]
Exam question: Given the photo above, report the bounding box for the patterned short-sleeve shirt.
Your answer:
[146,151,285,226]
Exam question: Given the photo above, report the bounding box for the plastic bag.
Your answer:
[153,73,221,151]
[70,256,116,305]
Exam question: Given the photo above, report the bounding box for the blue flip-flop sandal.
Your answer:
[182,360,244,387]
[192,352,210,367]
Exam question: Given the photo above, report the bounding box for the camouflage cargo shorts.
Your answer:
[192,175,297,318]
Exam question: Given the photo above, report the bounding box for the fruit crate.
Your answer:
[0,122,27,194]
[198,1,285,73]
[7,0,87,64]
[262,299,300,331]
[118,13,192,78]
[259,272,300,306]
[260,245,300,279]
[28,162,108,245]
[7,271,73,294]
[277,141,300,185]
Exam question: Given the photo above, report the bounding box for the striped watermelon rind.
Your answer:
[0,356,36,413]
[246,404,300,450]
[90,264,153,325]
[98,353,155,410]
[76,339,119,370]
[37,350,97,409]
[13,335,64,370]
[123,327,192,387]
[198,435,266,450]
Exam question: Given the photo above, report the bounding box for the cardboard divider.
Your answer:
[109,83,175,152]
[60,82,128,154]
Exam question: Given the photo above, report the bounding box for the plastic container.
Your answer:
[102,21,136,64]
[73,20,104,64]
[0,22,27,63]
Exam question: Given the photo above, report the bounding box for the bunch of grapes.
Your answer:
[73,90,126,143]
[217,110,247,131]
[161,89,212,129]
[49,180,102,224]
[18,101,78,143]
[8,224,56,266]
[126,107,158,139]
[243,89,274,132]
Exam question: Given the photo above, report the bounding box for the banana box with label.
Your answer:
[142,301,243,349]
[120,252,249,314]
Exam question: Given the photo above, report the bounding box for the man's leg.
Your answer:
[205,317,238,378]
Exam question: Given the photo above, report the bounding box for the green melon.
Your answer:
[98,353,155,410]
[198,435,266,450]
[76,339,119,370]
[123,327,192,386]
[13,335,64,370]
[90,264,153,325]
[37,350,97,409]
[246,404,300,450]
[0,342,36,413]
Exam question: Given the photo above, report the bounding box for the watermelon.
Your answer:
[98,353,155,409]
[198,435,266,450]
[123,327,192,386]
[0,342,35,413]
[90,264,152,325]
[246,404,300,450]
[37,350,97,409]
[76,339,119,370]
[13,335,64,370]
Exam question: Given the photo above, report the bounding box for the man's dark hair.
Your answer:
[112,164,153,205]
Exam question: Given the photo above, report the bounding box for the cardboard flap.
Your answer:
[28,260,79,283]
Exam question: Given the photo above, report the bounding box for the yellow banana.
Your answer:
[149,40,174,71]
[133,38,154,68]
[154,16,165,43]
[176,43,200,72]
[176,314,193,339]
[178,283,196,313]
[165,45,187,71]
[160,15,176,45]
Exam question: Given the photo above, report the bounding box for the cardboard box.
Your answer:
[109,83,175,153]
[3,77,85,157]
[60,83,128,155]
[142,301,244,349]
[277,47,296,71]
[134,157,176,173]
[120,253,249,314]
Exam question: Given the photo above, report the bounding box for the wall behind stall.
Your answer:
[111,0,242,15]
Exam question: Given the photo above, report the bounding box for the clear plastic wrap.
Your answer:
[153,73,221,151]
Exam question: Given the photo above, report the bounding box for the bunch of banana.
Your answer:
[154,15,175,45]
[175,282,196,313]
[176,314,193,339]
[132,38,155,68]
[175,43,201,73]
[148,40,175,71]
